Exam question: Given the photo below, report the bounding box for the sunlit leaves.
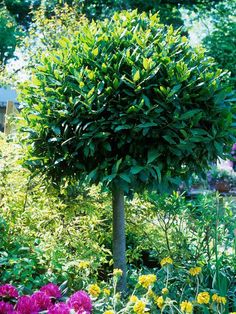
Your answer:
[19,10,235,194]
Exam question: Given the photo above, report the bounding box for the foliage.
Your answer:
[19,10,235,195]
[0,135,111,291]
[202,0,236,87]
[0,6,20,66]
[3,0,40,27]
[0,217,49,291]
[31,0,227,28]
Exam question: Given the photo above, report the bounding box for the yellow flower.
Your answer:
[138,274,157,289]
[147,289,156,298]
[156,296,164,309]
[78,261,90,269]
[130,295,138,303]
[113,268,123,277]
[103,288,111,295]
[220,297,227,305]
[197,292,210,304]
[230,312,236,314]
[160,257,173,267]
[180,301,193,313]
[212,294,227,304]
[104,311,114,314]
[162,288,169,295]
[133,300,146,314]
[189,267,202,276]
[88,284,101,298]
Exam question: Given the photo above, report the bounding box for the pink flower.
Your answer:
[31,291,52,311]
[40,283,61,299]
[0,285,19,299]
[48,303,70,314]
[16,296,39,314]
[0,301,14,314]
[67,291,92,314]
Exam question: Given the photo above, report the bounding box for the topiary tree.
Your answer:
[18,10,235,291]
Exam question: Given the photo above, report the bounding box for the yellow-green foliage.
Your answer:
[0,135,112,288]
[0,135,154,288]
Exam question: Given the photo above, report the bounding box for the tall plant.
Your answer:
[19,10,235,290]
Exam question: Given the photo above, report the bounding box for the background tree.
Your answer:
[0,6,19,66]
[0,0,231,68]
[18,10,234,291]
[202,0,236,87]
[3,0,40,27]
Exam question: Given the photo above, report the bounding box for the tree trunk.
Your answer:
[112,187,127,292]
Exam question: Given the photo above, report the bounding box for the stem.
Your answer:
[164,227,171,255]
[166,267,169,288]
[112,187,127,292]
[195,276,199,299]
[180,283,187,303]
[172,304,183,314]
[215,194,220,289]
[112,277,117,313]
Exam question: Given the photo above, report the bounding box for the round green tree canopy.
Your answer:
[19,10,235,193]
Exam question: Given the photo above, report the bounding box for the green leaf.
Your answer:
[143,58,150,70]
[153,165,161,182]
[88,169,97,180]
[180,109,201,120]
[142,94,151,107]
[130,166,144,174]
[163,135,176,144]
[52,126,61,136]
[168,84,182,98]
[113,158,122,174]
[138,122,157,128]
[114,125,131,132]
[103,142,112,151]
[147,149,160,163]
[119,173,131,183]
[133,70,140,82]
[87,87,95,98]
[92,47,99,56]
[113,78,119,90]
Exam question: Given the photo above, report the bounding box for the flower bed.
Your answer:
[0,259,235,314]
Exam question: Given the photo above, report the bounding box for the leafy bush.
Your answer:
[0,135,111,290]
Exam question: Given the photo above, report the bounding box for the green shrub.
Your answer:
[203,0,236,87]
[0,135,111,290]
